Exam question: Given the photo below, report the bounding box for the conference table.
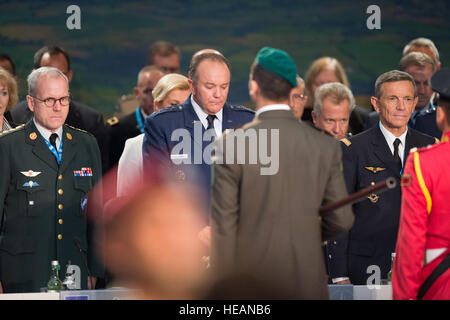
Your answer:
[0,285,393,300]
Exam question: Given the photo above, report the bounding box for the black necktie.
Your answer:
[393,138,402,172]
[206,115,217,136]
[49,133,58,150]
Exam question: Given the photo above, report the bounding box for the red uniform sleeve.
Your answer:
[392,152,430,300]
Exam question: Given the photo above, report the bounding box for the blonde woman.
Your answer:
[302,57,368,135]
[116,73,190,196]
[0,67,18,132]
[152,73,190,110]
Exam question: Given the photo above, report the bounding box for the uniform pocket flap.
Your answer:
[74,177,92,192]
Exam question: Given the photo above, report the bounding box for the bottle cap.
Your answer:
[51,260,59,266]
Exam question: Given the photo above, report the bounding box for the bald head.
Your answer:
[134,65,164,115]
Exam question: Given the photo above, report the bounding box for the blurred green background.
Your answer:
[1,0,449,117]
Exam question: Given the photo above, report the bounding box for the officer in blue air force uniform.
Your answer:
[0,67,103,293]
[142,50,254,208]
[326,70,436,285]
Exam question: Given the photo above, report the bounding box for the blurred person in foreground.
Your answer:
[0,67,19,131]
[303,56,369,135]
[211,47,354,299]
[117,73,190,196]
[98,169,209,299]
[393,68,450,300]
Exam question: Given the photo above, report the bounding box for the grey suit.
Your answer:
[211,108,354,299]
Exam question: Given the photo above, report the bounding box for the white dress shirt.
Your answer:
[33,118,63,150]
[117,133,144,196]
[255,104,291,116]
[379,121,407,166]
[191,96,223,136]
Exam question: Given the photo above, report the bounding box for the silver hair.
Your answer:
[313,82,355,115]
[399,52,435,72]
[27,67,68,97]
[402,37,440,64]
[374,70,416,99]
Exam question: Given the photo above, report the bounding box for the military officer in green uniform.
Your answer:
[0,67,103,293]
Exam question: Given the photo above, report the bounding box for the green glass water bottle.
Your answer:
[387,253,396,284]
[47,260,63,292]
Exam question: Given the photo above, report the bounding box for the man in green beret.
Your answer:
[0,67,103,293]
[210,47,354,299]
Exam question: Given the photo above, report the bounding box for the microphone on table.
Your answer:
[73,237,94,290]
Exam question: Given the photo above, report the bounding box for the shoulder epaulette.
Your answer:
[230,105,255,113]
[106,116,119,126]
[0,124,25,137]
[66,124,89,134]
[340,138,352,147]
[153,104,183,116]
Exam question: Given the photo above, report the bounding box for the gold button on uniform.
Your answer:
[58,189,63,195]
[58,174,63,180]
[58,219,63,225]
[58,204,63,210]
[57,234,63,240]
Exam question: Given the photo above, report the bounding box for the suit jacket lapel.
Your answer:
[403,129,417,159]
[25,121,59,171]
[59,126,77,173]
[182,97,203,149]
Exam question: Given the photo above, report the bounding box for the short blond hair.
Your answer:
[0,66,18,112]
[304,57,350,108]
[152,73,189,104]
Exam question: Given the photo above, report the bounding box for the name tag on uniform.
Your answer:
[170,154,189,160]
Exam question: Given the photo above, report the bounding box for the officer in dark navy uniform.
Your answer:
[142,50,254,213]
[0,67,103,293]
[327,70,436,285]
[10,46,108,173]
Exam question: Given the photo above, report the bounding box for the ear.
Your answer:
[370,96,380,113]
[188,78,195,95]
[26,95,35,112]
[248,80,258,98]
[133,86,139,97]
[436,106,446,132]
[154,100,162,111]
[412,96,419,111]
[66,70,73,83]
[311,110,318,125]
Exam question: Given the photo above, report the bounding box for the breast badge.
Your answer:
[365,166,386,173]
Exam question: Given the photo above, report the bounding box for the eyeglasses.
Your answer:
[292,93,307,100]
[383,95,415,107]
[32,96,71,108]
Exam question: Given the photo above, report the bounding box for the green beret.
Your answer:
[255,46,298,87]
